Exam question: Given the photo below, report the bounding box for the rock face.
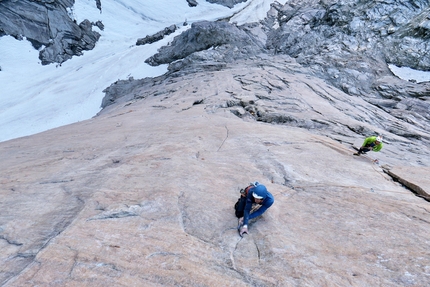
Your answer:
[263,0,430,104]
[145,21,264,66]
[383,166,430,201]
[2,0,430,286]
[1,58,430,287]
[139,0,430,150]
[0,0,101,65]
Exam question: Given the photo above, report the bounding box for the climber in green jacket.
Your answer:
[354,136,383,155]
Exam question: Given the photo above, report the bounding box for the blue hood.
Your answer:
[251,184,268,199]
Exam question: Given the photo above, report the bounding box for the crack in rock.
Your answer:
[87,206,141,221]
[0,235,23,246]
[217,125,229,152]
[39,179,74,184]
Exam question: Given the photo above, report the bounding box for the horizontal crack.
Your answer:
[0,235,23,246]
[39,179,74,184]
[87,210,138,221]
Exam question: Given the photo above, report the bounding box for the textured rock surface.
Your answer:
[145,21,264,66]
[383,166,430,200]
[1,60,429,286]
[143,0,430,139]
[106,56,430,164]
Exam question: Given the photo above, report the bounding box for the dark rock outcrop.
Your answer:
[101,77,150,108]
[0,0,101,65]
[145,21,264,66]
[261,0,430,136]
[187,0,198,7]
[264,0,430,95]
[205,0,247,9]
[136,25,177,46]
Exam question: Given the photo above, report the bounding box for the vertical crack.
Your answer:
[217,125,229,152]
[254,242,261,262]
[177,190,186,233]
[68,247,79,278]
[231,236,243,271]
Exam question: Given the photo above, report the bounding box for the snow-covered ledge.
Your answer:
[389,64,430,83]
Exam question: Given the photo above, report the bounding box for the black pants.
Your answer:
[234,196,246,218]
[358,147,370,154]
[358,145,373,154]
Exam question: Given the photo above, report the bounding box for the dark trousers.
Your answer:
[358,146,372,154]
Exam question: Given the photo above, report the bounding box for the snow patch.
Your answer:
[389,64,430,83]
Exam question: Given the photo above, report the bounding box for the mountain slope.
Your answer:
[1,59,429,286]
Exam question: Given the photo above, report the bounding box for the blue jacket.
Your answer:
[243,184,274,226]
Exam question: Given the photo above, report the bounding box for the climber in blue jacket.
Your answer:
[237,183,274,236]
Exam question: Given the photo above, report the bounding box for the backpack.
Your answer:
[240,185,254,197]
[234,183,257,218]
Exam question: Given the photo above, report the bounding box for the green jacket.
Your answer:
[362,136,383,152]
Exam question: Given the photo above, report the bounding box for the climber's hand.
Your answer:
[239,225,248,237]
